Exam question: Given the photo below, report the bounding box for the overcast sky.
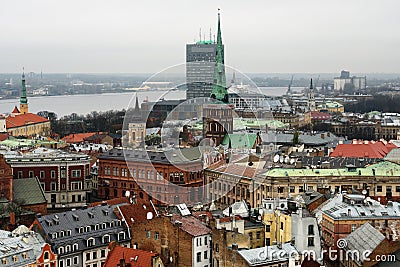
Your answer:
[1,0,399,74]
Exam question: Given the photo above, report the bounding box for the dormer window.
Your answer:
[102,223,107,229]
[73,243,78,251]
[67,230,72,236]
[58,246,64,254]
[102,209,109,216]
[60,231,64,237]
[118,231,125,241]
[65,245,71,253]
[94,224,100,230]
[103,235,111,244]
[86,226,91,232]
[12,256,18,263]
[72,214,79,221]
[87,238,95,247]
[88,212,94,219]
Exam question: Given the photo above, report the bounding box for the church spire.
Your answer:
[134,93,140,113]
[308,78,316,112]
[20,68,28,114]
[210,9,228,103]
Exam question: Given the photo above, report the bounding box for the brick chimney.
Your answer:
[9,212,15,226]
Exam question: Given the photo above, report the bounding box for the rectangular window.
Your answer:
[72,170,81,178]
[299,186,304,193]
[73,257,78,265]
[18,171,23,178]
[204,236,207,245]
[121,168,127,177]
[352,224,357,232]
[266,225,271,232]
[29,171,34,178]
[204,250,208,259]
[146,231,151,238]
[66,258,71,267]
[308,186,313,191]
[51,183,57,191]
[307,237,314,247]
[40,183,45,191]
[61,169,66,179]
[266,238,270,246]
[377,186,382,192]
[40,171,45,179]
[308,225,314,235]
[256,231,261,239]
[196,252,201,262]
[112,167,119,176]
[289,186,295,193]
[92,251,97,259]
[386,186,392,192]
[51,170,56,179]
[101,250,106,258]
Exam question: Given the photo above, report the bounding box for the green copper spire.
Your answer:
[20,68,27,105]
[210,9,228,103]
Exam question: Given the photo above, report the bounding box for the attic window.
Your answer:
[72,214,79,221]
[102,210,109,216]
[88,212,94,219]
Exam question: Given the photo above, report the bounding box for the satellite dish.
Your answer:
[125,191,130,197]
[284,156,290,164]
[362,190,367,195]
[147,212,153,220]
[273,155,279,163]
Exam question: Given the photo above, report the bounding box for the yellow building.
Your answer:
[262,209,292,246]
[5,72,51,137]
[317,101,344,113]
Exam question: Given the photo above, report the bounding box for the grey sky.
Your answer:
[1,0,399,73]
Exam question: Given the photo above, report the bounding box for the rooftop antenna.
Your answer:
[203,32,206,42]
[213,34,216,43]
[209,27,212,41]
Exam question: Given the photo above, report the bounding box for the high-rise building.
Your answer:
[186,11,226,100]
[186,41,217,99]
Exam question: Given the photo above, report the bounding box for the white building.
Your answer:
[334,70,366,91]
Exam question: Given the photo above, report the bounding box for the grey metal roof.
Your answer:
[13,177,47,206]
[38,204,130,255]
[344,223,385,266]
[99,147,202,165]
[322,195,400,220]
[238,243,298,266]
[261,132,338,146]
[0,228,46,267]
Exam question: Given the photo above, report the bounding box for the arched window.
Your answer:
[58,246,64,254]
[87,237,95,247]
[103,235,111,244]
[118,231,125,241]
[73,243,78,251]
[44,251,49,260]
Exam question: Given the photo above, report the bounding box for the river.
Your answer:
[0,87,303,117]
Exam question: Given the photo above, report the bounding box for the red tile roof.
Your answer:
[192,211,213,222]
[208,163,258,178]
[62,132,99,143]
[330,141,396,158]
[115,199,158,226]
[104,244,158,267]
[311,111,332,120]
[12,106,20,114]
[0,133,9,142]
[218,215,242,223]
[6,113,49,129]
[171,214,211,237]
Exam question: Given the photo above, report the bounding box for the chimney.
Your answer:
[327,132,330,137]
[321,133,325,139]
[347,209,351,217]
[119,258,126,267]
[265,124,269,134]
[9,212,15,226]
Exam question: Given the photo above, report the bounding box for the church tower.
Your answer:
[20,69,28,114]
[308,78,316,112]
[210,9,228,103]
